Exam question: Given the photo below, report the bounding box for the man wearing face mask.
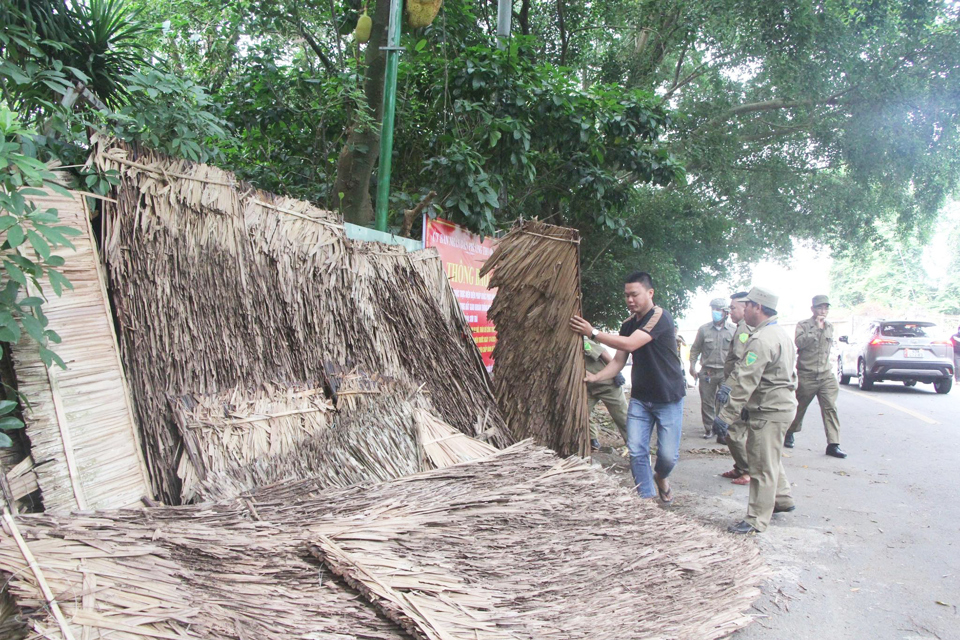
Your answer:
[689,299,736,441]
[784,295,847,458]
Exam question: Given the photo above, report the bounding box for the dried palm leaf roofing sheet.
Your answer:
[6,190,151,512]
[92,139,508,502]
[191,389,427,503]
[0,442,765,640]
[171,382,334,503]
[479,220,589,457]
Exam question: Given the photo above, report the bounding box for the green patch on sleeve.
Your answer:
[739,332,749,343]
[744,351,758,366]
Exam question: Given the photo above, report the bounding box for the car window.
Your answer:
[880,324,932,338]
[854,325,876,342]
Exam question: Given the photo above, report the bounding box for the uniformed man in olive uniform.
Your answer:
[584,336,629,450]
[713,287,797,534]
[784,295,847,458]
[716,292,752,485]
[689,299,735,440]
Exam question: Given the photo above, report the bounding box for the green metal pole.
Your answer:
[375,0,403,232]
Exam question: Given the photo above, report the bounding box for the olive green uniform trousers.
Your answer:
[726,419,751,474]
[745,418,794,532]
[588,385,629,443]
[787,374,841,445]
[698,367,723,435]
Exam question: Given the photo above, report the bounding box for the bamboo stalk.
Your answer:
[2,506,77,640]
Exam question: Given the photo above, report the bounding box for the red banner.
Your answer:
[423,217,497,371]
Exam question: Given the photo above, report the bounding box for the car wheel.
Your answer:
[857,359,874,390]
[838,357,851,385]
[934,377,953,394]
[903,380,916,387]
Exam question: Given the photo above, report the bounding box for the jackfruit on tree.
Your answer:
[405,0,443,29]
[354,10,372,43]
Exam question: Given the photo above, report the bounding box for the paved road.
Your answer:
[594,379,960,639]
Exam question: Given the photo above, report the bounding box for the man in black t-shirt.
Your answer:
[571,271,686,503]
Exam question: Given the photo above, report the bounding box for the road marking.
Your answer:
[839,388,940,425]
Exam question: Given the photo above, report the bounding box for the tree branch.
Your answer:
[672,43,688,89]
[557,0,568,66]
[516,0,531,36]
[297,25,335,73]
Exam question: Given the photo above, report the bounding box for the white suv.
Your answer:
[837,321,954,394]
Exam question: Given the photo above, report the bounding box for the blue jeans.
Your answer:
[626,398,684,498]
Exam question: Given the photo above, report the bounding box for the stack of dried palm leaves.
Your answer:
[193,391,425,503]
[6,190,151,512]
[480,220,589,457]
[0,442,766,640]
[171,382,334,502]
[92,139,508,502]
[193,391,497,503]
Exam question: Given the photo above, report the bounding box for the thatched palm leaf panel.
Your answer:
[192,392,427,503]
[307,443,767,640]
[2,443,764,640]
[170,383,334,503]
[6,190,151,512]
[0,512,407,640]
[479,220,589,457]
[192,392,494,504]
[94,140,507,502]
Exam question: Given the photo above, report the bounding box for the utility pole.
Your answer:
[374,0,404,232]
[497,0,512,49]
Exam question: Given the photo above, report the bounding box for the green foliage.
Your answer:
[407,40,682,237]
[0,107,78,372]
[828,213,960,316]
[215,53,369,203]
[108,68,229,163]
[581,187,747,326]
[0,397,23,448]
[1,0,231,164]
[0,0,154,110]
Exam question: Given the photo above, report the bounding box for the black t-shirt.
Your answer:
[620,306,686,403]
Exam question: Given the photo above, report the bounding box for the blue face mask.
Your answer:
[712,310,724,323]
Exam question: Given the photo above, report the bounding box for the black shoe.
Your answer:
[826,443,847,458]
[783,432,795,448]
[774,504,796,513]
[727,520,760,535]
[716,434,727,445]
[591,438,601,452]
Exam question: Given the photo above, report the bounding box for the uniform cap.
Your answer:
[812,295,830,307]
[744,286,778,310]
[709,297,729,311]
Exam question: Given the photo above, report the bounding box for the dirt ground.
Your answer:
[590,383,960,640]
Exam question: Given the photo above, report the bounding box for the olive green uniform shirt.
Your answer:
[690,320,736,370]
[584,337,616,395]
[723,320,754,381]
[718,316,798,424]
[794,317,834,378]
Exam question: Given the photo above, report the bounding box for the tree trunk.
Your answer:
[332,0,392,226]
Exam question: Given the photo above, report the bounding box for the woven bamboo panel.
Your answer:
[6,191,151,512]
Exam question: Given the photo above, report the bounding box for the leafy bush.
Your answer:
[0,108,85,446]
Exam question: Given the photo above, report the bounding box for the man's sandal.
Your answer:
[653,472,674,505]
[720,468,743,479]
[732,475,751,485]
